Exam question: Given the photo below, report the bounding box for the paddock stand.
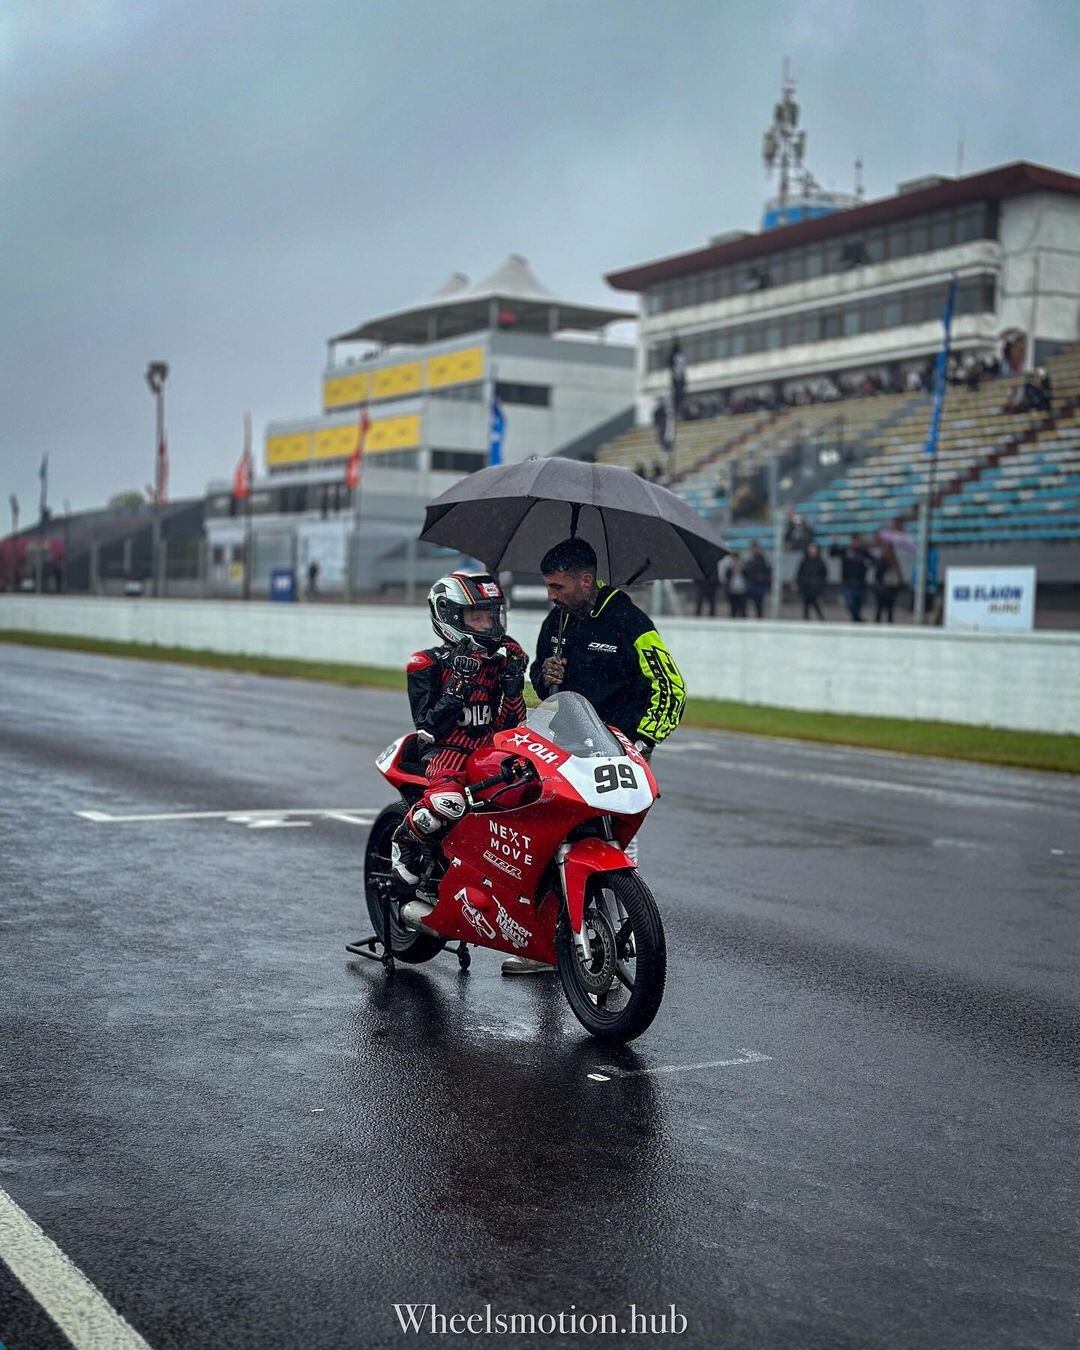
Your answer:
[346,874,471,974]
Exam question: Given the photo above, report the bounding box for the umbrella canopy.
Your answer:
[420,459,727,584]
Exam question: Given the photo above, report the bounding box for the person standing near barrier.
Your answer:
[744,542,771,618]
[796,543,827,621]
[873,545,904,623]
[721,552,748,618]
[830,535,873,622]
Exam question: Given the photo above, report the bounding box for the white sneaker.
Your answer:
[501,956,555,976]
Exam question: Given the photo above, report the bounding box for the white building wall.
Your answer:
[3,598,1078,736]
[998,193,1080,350]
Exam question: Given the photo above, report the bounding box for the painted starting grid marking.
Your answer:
[0,1184,155,1349]
[587,1049,772,1083]
[74,808,377,830]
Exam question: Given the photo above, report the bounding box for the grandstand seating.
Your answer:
[598,343,1080,553]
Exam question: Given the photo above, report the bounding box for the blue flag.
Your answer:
[488,391,505,466]
[924,275,958,459]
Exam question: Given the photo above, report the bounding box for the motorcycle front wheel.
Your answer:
[364,803,446,964]
[557,870,666,1042]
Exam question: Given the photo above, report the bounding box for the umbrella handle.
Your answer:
[546,632,566,691]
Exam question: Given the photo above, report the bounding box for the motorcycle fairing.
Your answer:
[422,874,559,964]
[561,836,636,936]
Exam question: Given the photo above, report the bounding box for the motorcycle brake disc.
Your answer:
[576,908,617,994]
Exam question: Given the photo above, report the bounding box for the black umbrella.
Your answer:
[420,459,727,584]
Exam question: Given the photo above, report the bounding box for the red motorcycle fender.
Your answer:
[561,837,635,935]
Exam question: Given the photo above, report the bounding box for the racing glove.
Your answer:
[445,640,482,698]
[501,640,528,698]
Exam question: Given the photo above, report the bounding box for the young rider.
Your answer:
[391,572,528,896]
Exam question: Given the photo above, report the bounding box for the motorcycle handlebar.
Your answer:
[468,756,534,798]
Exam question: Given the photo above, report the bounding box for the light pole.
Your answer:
[7,494,18,591]
[145,361,168,597]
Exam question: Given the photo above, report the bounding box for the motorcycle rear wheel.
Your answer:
[557,870,666,1042]
[364,803,446,964]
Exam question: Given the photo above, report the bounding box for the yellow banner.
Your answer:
[266,432,312,467]
[366,413,421,453]
[373,361,422,400]
[426,344,485,389]
[313,423,362,461]
[324,344,486,410]
[323,371,370,411]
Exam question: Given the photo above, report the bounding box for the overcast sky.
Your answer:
[2,0,1077,519]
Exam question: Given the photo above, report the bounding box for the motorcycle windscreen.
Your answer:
[528,693,654,815]
[525,692,623,758]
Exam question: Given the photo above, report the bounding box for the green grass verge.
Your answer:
[3,628,1078,774]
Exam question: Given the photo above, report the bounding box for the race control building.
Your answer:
[607,161,1080,422]
[204,256,634,595]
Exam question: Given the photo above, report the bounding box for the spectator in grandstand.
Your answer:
[983,352,1001,379]
[905,368,924,392]
[784,509,814,551]
[830,535,873,622]
[796,543,828,621]
[1007,371,1046,414]
[1037,368,1053,412]
[307,560,319,598]
[668,340,686,416]
[963,355,982,392]
[721,553,748,618]
[873,545,904,623]
[743,542,772,618]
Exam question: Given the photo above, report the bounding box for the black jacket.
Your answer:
[529,585,685,745]
[830,544,872,584]
[796,555,828,595]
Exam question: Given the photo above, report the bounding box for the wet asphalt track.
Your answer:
[1,642,1078,1350]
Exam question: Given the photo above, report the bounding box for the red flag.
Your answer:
[233,411,253,499]
[345,404,370,490]
[156,432,169,506]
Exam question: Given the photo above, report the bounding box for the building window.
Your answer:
[864,230,887,264]
[955,204,986,244]
[432,450,485,472]
[931,210,953,250]
[651,271,998,371]
[495,381,551,407]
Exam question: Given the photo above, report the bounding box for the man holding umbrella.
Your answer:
[498,537,686,976]
[530,537,685,750]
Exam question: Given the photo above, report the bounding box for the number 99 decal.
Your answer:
[594,763,638,793]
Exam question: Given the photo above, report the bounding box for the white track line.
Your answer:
[74,808,376,825]
[0,1185,153,1349]
[587,1049,772,1082]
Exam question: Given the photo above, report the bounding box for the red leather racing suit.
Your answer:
[403,639,527,838]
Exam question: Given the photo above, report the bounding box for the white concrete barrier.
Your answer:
[2,596,1078,735]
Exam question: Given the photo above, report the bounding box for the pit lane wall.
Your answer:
[2,597,1078,736]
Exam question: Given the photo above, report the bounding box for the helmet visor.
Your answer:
[462,601,505,648]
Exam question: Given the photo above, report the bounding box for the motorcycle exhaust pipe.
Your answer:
[400,899,438,933]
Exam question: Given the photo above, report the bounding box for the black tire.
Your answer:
[364,803,446,965]
[557,870,666,1042]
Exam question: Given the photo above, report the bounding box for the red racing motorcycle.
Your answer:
[351,692,667,1041]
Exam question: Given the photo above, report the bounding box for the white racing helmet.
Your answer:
[428,572,506,655]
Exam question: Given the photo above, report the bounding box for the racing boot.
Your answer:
[391,818,434,892]
[501,957,555,976]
